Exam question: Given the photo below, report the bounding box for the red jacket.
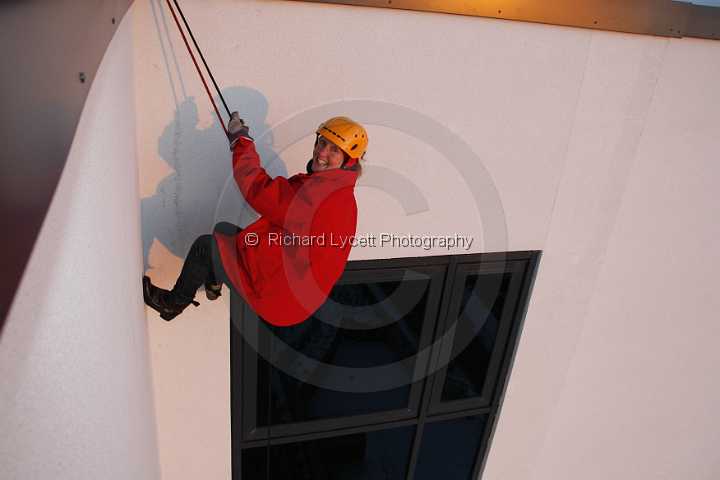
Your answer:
[214,137,359,326]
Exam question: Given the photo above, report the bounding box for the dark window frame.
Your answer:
[427,258,529,415]
[235,264,448,441]
[231,250,542,479]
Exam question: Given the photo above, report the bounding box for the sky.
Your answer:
[678,0,720,6]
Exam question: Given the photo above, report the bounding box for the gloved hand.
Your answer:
[227,111,252,148]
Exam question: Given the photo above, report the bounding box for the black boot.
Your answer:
[143,276,199,321]
[205,282,222,301]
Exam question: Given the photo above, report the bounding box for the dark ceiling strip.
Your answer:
[686,4,720,39]
[0,0,134,332]
[294,0,720,40]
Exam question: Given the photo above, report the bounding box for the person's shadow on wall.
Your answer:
[141,86,286,272]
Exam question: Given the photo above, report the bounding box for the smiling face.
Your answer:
[311,135,347,172]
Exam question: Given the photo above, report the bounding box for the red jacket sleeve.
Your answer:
[231,138,311,232]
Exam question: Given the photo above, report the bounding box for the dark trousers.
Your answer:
[169,222,241,304]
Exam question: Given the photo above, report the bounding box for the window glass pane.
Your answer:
[414,415,487,480]
[239,446,268,480]
[441,272,512,402]
[264,278,431,425]
[269,425,415,480]
[255,352,270,427]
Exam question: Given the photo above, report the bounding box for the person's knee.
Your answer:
[190,234,213,258]
[214,222,241,236]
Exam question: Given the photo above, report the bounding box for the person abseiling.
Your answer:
[143,114,368,326]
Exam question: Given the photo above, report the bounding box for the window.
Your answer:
[232,251,540,479]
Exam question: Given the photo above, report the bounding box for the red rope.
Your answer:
[164,0,228,136]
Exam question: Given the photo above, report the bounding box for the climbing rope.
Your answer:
[164,0,230,136]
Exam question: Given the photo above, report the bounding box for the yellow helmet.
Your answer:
[316,116,368,159]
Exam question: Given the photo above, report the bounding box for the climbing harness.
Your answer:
[164,0,231,135]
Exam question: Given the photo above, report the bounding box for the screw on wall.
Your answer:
[112,17,116,24]
[79,72,86,83]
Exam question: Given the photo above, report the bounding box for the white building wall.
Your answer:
[131,1,720,478]
[0,13,160,480]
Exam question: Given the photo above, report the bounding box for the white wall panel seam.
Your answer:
[530,36,671,480]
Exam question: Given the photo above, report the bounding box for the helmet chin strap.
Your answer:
[341,157,359,171]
